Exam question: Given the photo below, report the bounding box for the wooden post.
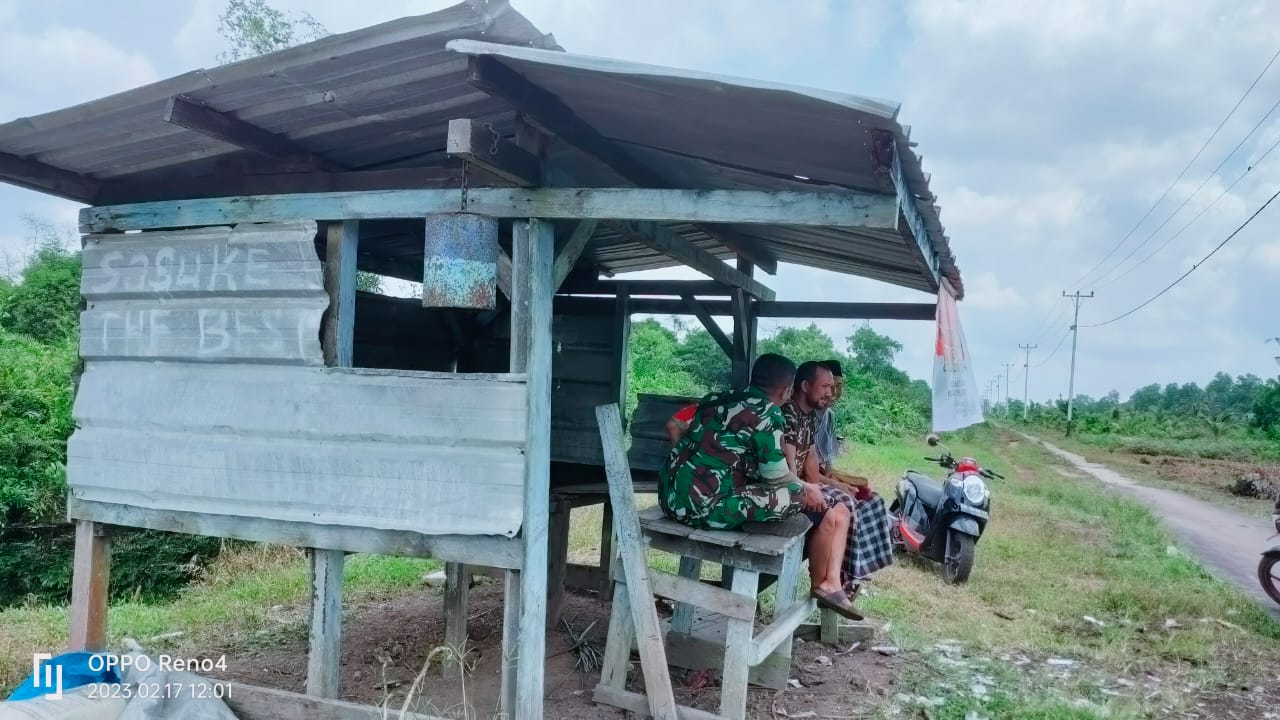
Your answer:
[546,499,571,628]
[670,557,701,636]
[308,219,358,698]
[69,521,110,651]
[443,563,469,674]
[512,218,554,719]
[500,571,520,719]
[722,568,760,720]
[598,501,616,601]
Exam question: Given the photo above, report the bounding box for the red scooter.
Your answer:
[890,435,1002,584]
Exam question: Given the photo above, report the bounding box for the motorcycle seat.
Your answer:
[905,470,944,509]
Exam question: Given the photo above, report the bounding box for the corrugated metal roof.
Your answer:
[0,0,961,297]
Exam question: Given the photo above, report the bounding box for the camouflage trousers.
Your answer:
[660,481,805,531]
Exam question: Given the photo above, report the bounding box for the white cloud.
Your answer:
[0,23,156,118]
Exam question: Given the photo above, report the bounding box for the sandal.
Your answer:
[810,588,863,621]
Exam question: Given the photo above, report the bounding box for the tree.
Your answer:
[1252,380,1280,438]
[847,323,907,383]
[215,0,381,293]
[675,329,731,391]
[216,0,326,63]
[759,324,841,366]
[0,221,82,343]
[1129,383,1163,412]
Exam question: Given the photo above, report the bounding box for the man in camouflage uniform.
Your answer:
[660,354,858,617]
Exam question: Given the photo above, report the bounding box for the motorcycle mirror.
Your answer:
[926,434,940,447]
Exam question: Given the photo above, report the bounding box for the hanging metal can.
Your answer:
[422,212,499,310]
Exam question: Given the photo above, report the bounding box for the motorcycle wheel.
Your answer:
[1257,555,1280,605]
[942,530,975,584]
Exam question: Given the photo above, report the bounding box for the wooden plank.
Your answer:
[749,598,814,666]
[609,221,775,301]
[593,686,721,720]
[819,608,839,645]
[466,54,779,273]
[562,279,731,297]
[68,521,110,652]
[761,537,805,674]
[597,578,634,692]
[670,557,701,636]
[0,150,101,203]
[889,140,942,286]
[164,95,343,171]
[447,118,541,187]
[68,499,523,567]
[222,681,442,720]
[79,188,901,233]
[516,218,554,720]
[553,297,938,321]
[443,562,469,673]
[721,568,759,720]
[611,288,631,412]
[642,532,784,579]
[795,621,875,645]
[595,404,680,720]
[546,499,571,628]
[552,220,599,290]
[500,570,520,720]
[599,502,616,600]
[322,220,359,367]
[650,566,755,623]
[97,167,473,205]
[306,548,344,698]
[681,295,733,357]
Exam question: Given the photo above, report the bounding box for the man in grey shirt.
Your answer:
[815,359,843,473]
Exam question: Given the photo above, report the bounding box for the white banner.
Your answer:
[932,278,984,432]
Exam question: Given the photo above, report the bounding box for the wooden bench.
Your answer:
[592,404,842,720]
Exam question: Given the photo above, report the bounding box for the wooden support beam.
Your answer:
[546,499,571,628]
[681,295,733,357]
[748,599,815,666]
[97,167,472,205]
[497,249,513,300]
[554,297,937,321]
[609,221,775,301]
[69,521,110,651]
[467,55,779,273]
[0,150,100,203]
[552,220,598,290]
[564,279,731,297]
[610,286,631,420]
[515,218,554,720]
[447,118,542,187]
[648,569,756,622]
[165,95,342,171]
[309,218,357,699]
[731,289,750,387]
[889,140,941,286]
[81,187,898,233]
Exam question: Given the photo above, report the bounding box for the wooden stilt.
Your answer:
[69,520,110,652]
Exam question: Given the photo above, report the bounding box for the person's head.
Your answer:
[793,361,835,411]
[819,359,844,407]
[750,353,797,406]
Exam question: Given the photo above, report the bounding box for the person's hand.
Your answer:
[801,482,826,512]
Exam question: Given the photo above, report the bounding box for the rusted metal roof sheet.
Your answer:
[0,0,961,296]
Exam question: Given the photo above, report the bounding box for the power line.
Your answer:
[1032,328,1071,368]
[1084,187,1280,328]
[1095,98,1280,288]
[1098,126,1280,289]
[1069,43,1280,289]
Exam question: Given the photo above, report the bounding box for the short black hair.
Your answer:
[750,353,796,391]
[794,361,823,392]
[819,359,843,378]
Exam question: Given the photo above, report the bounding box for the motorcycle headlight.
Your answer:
[962,476,988,505]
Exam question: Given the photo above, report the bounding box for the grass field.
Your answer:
[2,425,1277,718]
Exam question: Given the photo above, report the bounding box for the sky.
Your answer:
[1,0,1279,403]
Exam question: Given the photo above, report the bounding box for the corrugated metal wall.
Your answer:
[68,222,527,538]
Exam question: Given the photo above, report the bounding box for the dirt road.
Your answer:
[1021,433,1280,614]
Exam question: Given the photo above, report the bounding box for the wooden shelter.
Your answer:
[0,1,963,717]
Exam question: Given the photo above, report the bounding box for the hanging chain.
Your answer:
[485,122,500,155]
[460,160,470,212]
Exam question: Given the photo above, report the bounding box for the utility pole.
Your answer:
[1001,362,1015,418]
[1018,343,1037,420]
[1063,290,1094,435]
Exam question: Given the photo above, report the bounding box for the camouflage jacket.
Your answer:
[658,386,798,522]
